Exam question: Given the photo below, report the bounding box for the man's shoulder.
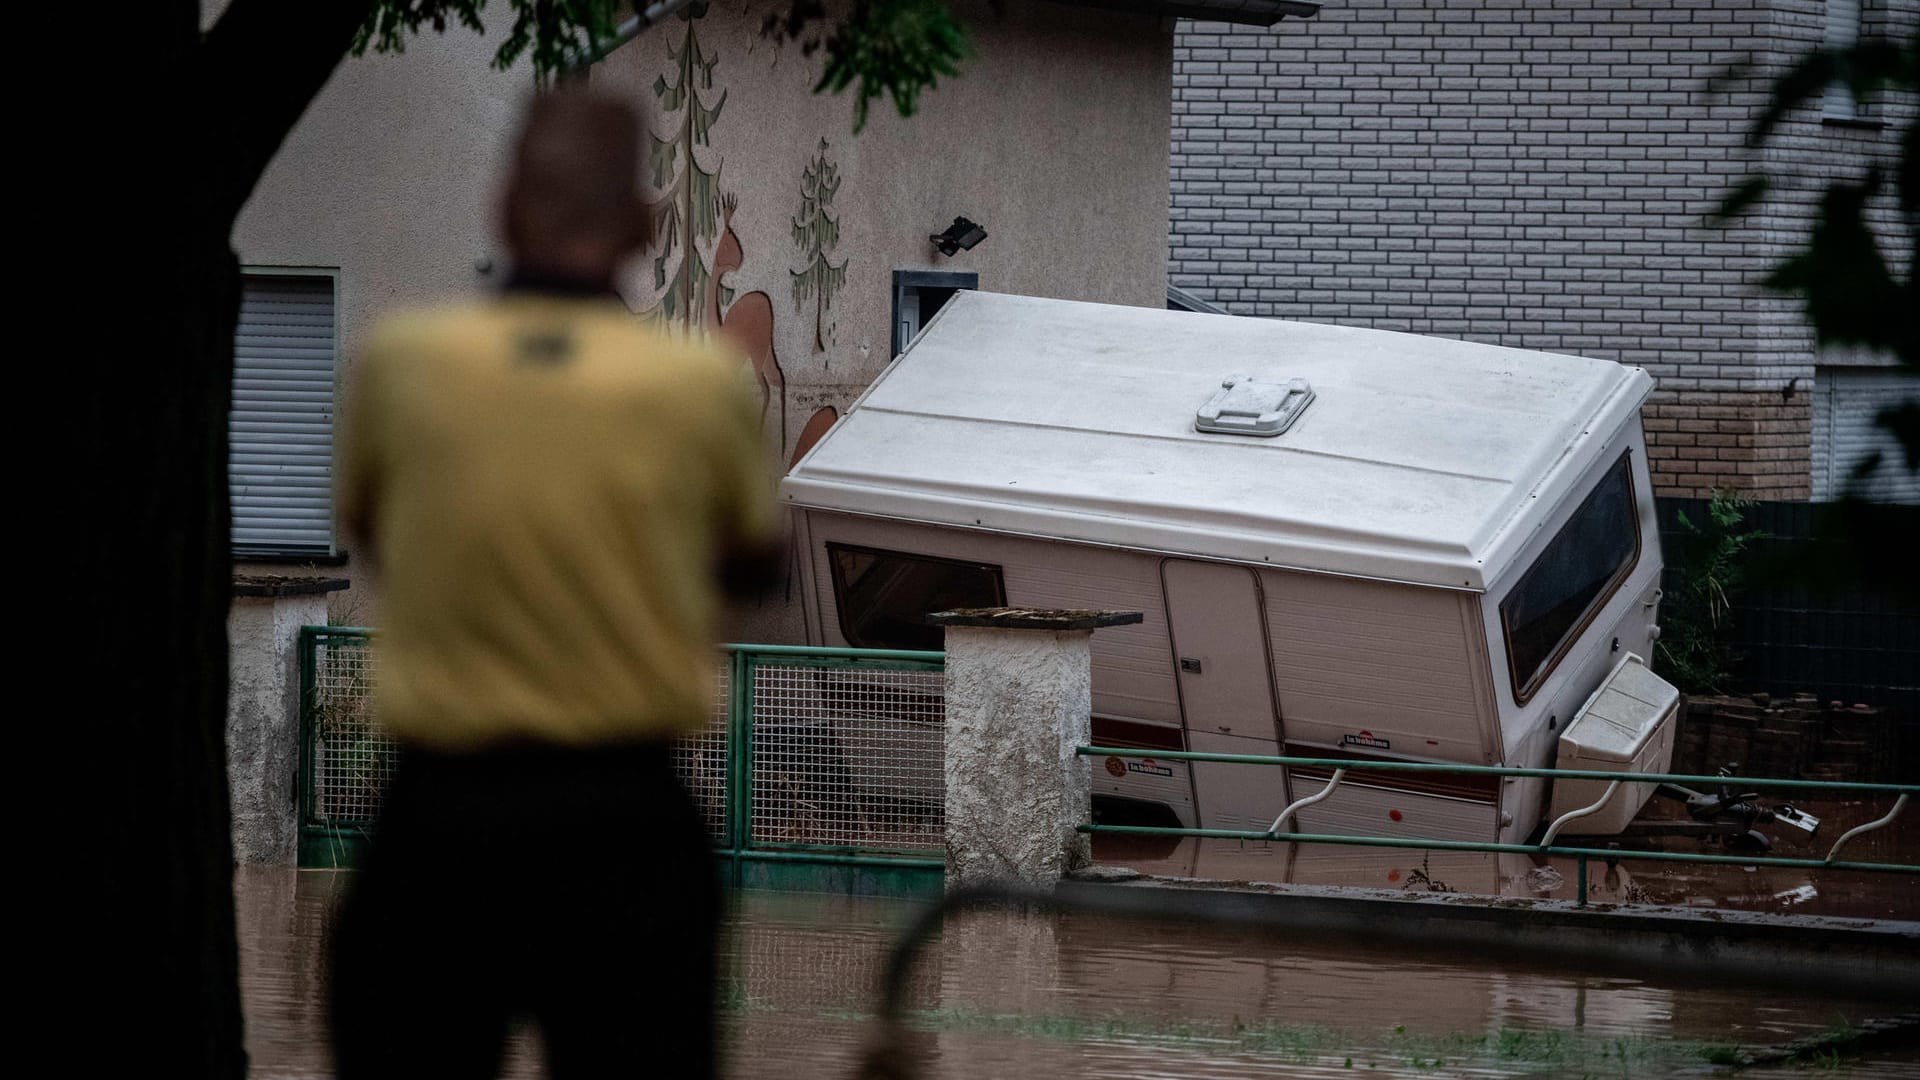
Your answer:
[361,301,512,360]
[362,300,746,389]
[576,315,749,390]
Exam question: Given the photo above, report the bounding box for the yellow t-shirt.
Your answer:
[336,294,775,749]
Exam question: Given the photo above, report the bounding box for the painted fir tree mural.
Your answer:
[790,138,848,354]
[648,1,726,326]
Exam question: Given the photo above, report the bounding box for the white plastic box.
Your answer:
[1546,653,1681,835]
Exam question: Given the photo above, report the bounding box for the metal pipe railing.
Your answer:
[1078,745,1919,795]
[1268,767,1346,834]
[1078,824,1919,876]
[1539,779,1623,846]
[1079,745,1917,906]
[1826,793,1911,862]
[723,642,946,664]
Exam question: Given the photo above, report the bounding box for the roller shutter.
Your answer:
[231,273,336,553]
[1812,367,1919,504]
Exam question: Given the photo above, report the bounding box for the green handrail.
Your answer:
[1077,746,1920,795]
[1078,745,1916,906]
[724,642,945,664]
[1077,824,1919,875]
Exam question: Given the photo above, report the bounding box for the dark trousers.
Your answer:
[329,742,718,1079]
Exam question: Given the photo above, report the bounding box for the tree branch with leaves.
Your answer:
[1715,31,1920,485]
[1713,30,1918,606]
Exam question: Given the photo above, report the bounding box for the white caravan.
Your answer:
[781,291,1677,848]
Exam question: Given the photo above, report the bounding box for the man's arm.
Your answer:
[720,537,783,600]
[713,368,784,601]
[334,350,382,575]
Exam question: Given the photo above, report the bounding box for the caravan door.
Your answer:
[1162,560,1289,831]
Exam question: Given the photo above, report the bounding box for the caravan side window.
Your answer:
[1499,454,1640,703]
[829,543,1007,651]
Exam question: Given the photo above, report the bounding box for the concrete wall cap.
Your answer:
[232,574,351,598]
[929,607,1145,630]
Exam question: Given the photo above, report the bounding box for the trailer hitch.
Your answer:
[1647,764,1820,852]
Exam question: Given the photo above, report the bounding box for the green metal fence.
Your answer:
[299,627,383,868]
[1076,746,1918,906]
[713,644,947,895]
[298,628,948,895]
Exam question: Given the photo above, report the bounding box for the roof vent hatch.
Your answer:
[1194,375,1315,437]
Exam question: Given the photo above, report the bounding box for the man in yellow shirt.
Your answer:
[328,91,776,1080]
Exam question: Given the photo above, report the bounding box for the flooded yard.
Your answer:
[239,867,1915,1079]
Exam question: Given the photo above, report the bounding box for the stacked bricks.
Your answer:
[1676,692,1905,783]
[1642,388,1811,500]
[1170,0,1916,499]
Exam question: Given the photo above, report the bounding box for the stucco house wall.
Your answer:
[231,0,1174,637]
[1168,0,1916,499]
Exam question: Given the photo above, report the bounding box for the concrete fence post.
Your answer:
[930,607,1143,890]
[227,575,348,864]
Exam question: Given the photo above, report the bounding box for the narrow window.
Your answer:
[1822,0,1873,125]
[1500,454,1641,702]
[829,543,1006,651]
[891,270,977,357]
[232,271,338,556]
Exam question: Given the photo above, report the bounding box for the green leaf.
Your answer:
[811,0,972,133]
[1877,400,1920,472]
[1760,171,1914,363]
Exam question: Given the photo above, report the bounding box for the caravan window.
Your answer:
[829,544,1007,651]
[1499,454,1640,703]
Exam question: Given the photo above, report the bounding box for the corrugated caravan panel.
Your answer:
[231,274,335,553]
[1260,568,1498,765]
[1813,367,1920,504]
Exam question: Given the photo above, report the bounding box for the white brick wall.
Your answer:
[1170,0,1913,492]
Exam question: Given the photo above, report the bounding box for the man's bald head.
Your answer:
[500,91,655,287]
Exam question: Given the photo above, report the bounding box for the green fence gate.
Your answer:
[299,628,948,896]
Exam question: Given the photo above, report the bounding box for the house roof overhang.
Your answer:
[1044,0,1321,26]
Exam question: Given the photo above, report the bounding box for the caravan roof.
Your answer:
[781,292,1653,591]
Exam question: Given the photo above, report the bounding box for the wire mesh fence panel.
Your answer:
[299,634,943,859]
[747,663,945,852]
[308,634,396,828]
[672,663,732,843]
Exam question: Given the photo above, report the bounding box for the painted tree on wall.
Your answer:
[791,137,848,353]
[649,1,726,325]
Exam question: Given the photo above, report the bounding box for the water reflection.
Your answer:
[239,868,1913,1079]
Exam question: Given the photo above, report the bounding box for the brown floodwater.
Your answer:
[238,867,1916,1079]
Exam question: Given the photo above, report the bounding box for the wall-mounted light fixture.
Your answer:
[930,216,987,257]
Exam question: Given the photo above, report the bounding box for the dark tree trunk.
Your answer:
[96,234,251,1079]
[65,2,372,1073]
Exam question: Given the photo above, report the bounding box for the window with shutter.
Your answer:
[1821,0,1880,125]
[231,271,338,555]
[1812,367,1920,504]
